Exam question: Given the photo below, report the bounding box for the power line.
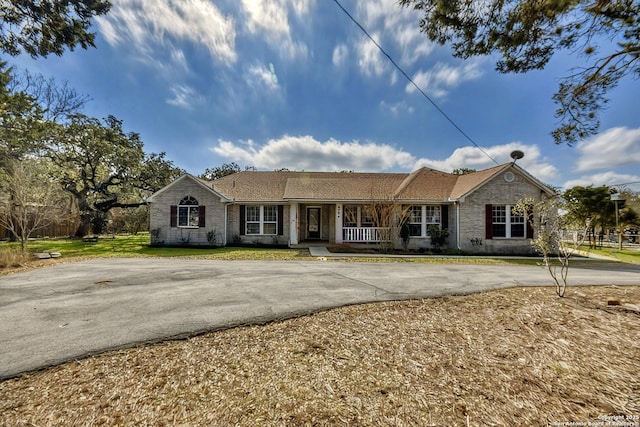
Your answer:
[331,0,499,165]
[611,181,640,187]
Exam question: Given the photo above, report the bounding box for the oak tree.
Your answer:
[399,0,640,145]
[48,114,181,236]
[0,0,111,57]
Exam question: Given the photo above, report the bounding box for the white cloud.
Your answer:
[241,0,312,60]
[407,61,483,98]
[166,85,204,110]
[380,100,414,116]
[211,136,416,171]
[356,36,387,78]
[96,0,237,68]
[395,25,434,66]
[414,142,559,182]
[356,0,433,66]
[576,127,640,171]
[332,44,349,67]
[242,0,289,36]
[210,137,558,183]
[245,63,280,92]
[563,172,640,190]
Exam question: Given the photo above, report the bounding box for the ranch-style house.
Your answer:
[146,162,555,254]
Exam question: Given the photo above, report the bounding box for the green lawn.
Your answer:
[3,234,635,267]
[579,245,640,264]
[1,233,311,261]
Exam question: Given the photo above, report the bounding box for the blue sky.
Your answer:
[12,0,640,191]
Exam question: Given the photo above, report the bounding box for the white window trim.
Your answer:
[493,204,526,239]
[408,205,441,237]
[343,205,370,228]
[246,205,278,235]
[178,196,199,228]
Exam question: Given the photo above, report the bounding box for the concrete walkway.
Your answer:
[1,258,639,379]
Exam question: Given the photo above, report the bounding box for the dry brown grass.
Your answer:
[0,248,29,269]
[1,286,639,426]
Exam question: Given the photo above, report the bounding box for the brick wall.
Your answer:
[149,178,226,246]
[457,169,544,254]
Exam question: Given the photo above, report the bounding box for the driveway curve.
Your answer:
[1,258,638,378]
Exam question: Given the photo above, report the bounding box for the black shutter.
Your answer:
[239,205,245,235]
[277,205,284,236]
[198,206,206,227]
[441,205,449,229]
[170,205,177,228]
[485,204,493,240]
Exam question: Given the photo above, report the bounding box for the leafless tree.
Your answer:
[0,159,68,252]
[515,196,590,297]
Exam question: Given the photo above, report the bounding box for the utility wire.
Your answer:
[332,0,499,165]
[611,181,640,187]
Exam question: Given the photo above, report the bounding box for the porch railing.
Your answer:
[342,227,391,242]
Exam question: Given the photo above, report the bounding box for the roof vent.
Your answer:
[510,150,524,162]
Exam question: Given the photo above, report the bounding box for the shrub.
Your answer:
[0,248,29,269]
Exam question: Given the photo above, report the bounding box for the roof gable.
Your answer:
[146,174,230,203]
[450,163,556,199]
[393,167,459,201]
[450,164,511,199]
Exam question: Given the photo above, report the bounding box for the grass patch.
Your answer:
[0,234,605,272]
[0,234,310,261]
[579,245,640,264]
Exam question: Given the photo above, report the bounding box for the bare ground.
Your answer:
[1,285,639,426]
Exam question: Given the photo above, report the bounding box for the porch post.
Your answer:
[335,203,343,243]
[289,203,298,245]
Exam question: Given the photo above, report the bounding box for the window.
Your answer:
[510,208,525,237]
[408,206,422,236]
[178,196,199,228]
[343,206,358,227]
[361,207,375,227]
[246,206,261,234]
[492,205,507,237]
[263,206,277,235]
[492,205,525,238]
[407,205,441,237]
[245,205,278,235]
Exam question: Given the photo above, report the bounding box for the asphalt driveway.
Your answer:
[1,258,639,379]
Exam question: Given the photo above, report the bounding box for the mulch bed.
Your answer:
[1,285,639,426]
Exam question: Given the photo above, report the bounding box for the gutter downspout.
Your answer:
[223,201,229,247]
[455,200,461,250]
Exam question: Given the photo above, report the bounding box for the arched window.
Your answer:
[177,196,200,227]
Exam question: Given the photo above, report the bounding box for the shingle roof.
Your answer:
[284,173,406,201]
[393,167,459,201]
[450,164,510,199]
[193,163,549,203]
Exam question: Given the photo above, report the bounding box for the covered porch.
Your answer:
[288,202,392,246]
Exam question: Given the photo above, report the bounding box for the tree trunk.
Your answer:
[75,214,92,237]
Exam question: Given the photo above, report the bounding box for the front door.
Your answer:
[307,207,321,239]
